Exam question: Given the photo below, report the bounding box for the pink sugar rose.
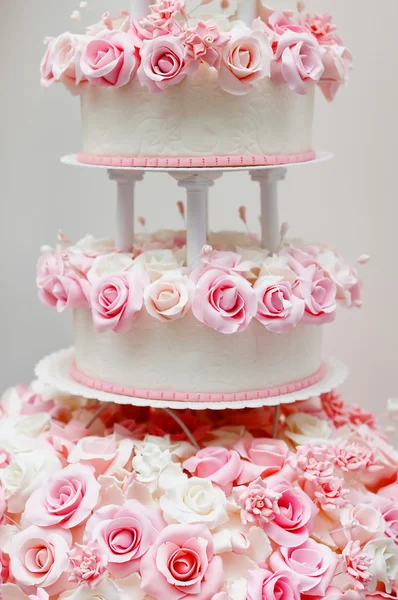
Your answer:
[331,440,380,474]
[81,30,139,87]
[295,444,334,483]
[266,11,309,37]
[24,463,100,529]
[342,540,373,590]
[44,272,90,312]
[0,485,7,524]
[36,247,65,290]
[347,405,376,429]
[300,14,342,45]
[9,526,72,596]
[381,502,398,544]
[90,271,148,333]
[182,20,228,68]
[67,434,133,475]
[140,523,224,600]
[0,550,9,584]
[218,28,273,95]
[84,500,165,578]
[246,567,301,600]
[294,265,337,324]
[40,37,56,88]
[321,391,349,428]
[304,475,349,513]
[192,268,257,334]
[233,477,282,526]
[144,272,194,322]
[190,250,256,284]
[286,246,320,269]
[183,446,242,494]
[28,590,49,600]
[234,437,293,485]
[137,34,197,92]
[270,539,338,596]
[319,45,352,102]
[50,32,88,89]
[68,541,108,588]
[254,276,304,333]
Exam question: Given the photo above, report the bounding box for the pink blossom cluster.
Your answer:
[36,231,363,336]
[40,1,351,100]
[1,383,397,600]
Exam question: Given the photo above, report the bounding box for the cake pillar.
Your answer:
[237,0,256,25]
[131,1,150,19]
[250,168,287,254]
[108,170,144,252]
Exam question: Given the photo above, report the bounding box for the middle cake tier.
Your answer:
[36,230,363,401]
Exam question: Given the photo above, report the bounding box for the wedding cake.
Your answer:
[1,3,397,600]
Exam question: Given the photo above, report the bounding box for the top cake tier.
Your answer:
[40,2,352,167]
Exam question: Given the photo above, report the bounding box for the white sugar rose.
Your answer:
[132,442,184,493]
[0,449,61,513]
[144,271,194,321]
[284,413,332,447]
[74,235,115,257]
[160,476,228,529]
[132,249,184,282]
[364,538,398,593]
[87,252,135,281]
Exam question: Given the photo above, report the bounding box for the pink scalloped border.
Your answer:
[77,150,317,168]
[70,361,326,403]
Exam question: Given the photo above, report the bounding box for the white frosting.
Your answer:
[80,65,315,158]
[73,309,323,394]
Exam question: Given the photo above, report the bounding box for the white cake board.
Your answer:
[61,152,333,173]
[35,348,348,411]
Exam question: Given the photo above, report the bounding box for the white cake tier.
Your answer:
[79,65,315,165]
[72,309,323,400]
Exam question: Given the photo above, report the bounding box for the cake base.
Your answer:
[35,348,348,410]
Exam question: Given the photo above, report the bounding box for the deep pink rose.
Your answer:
[140,524,224,600]
[246,567,301,600]
[254,276,304,333]
[90,271,148,333]
[24,464,100,529]
[40,37,56,88]
[270,539,338,596]
[81,30,139,87]
[9,526,72,596]
[300,14,342,45]
[182,20,228,68]
[183,446,242,494]
[294,265,337,324]
[192,268,257,334]
[67,434,134,475]
[234,437,293,485]
[84,500,165,578]
[319,45,353,102]
[137,35,197,92]
[218,28,273,95]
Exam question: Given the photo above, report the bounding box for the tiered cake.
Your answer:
[1,3,398,600]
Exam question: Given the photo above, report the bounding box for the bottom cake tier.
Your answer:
[1,380,397,600]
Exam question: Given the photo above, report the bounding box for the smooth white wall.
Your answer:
[1,0,397,414]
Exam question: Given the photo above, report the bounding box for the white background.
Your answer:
[1,0,397,414]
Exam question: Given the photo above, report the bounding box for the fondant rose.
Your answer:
[84,500,165,578]
[40,37,56,88]
[246,567,301,600]
[190,250,255,284]
[382,502,398,544]
[51,32,88,88]
[137,35,197,92]
[144,272,194,321]
[42,272,90,312]
[300,14,342,45]
[23,464,100,529]
[81,30,139,87]
[90,271,148,333]
[337,504,385,546]
[182,20,228,68]
[67,434,133,476]
[133,248,184,281]
[270,539,338,596]
[293,265,337,324]
[192,269,257,334]
[219,28,273,95]
[284,412,332,446]
[317,250,361,307]
[234,437,292,485]
[9,526,71,596]
[67,541,107,588]
[140,524,224,600]
[319,45,353,102]
[364,538,398,594]
[183,446,242,494]
[254,276,304,333]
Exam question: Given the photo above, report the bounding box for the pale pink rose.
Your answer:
[293,265,337,324]
[234,437,293,485]
[319,45,352,102]
[300,14,342,45]
[68,541,108,588]
[144,272,194,321]
[331,441,380,474]
[183,446,242,495]
[303,475,349,513]
[246,567,301,600]
[266,11,309,37]
[379,481,398,504]
[42,271,90,312]
[81,30,139,87]
[140,523,224,600]
[130,16,172,48]
[254,276,304,333]
[192,268,257,334]
[137,35,197,92]
[36,247,65,292]
[84,500,164,578]
[9,526,72,596]
[342,540,373,590]
[190,250,256,284]
[149,0,186,23]
[0,485,7,524]
[90,271,148,333]
[270,539,338,596]
[40,37,56,88]
[338,504,386,546]
[182,20,228,68]
[51,32,88,88]
[28,590,49,600]
[24,464,100,529]
[295,444,334,483]
[381,502,398,544]
[233,477,282,526]
[218,28,273,95]
[67,434,133,475]
[286,246,320,269]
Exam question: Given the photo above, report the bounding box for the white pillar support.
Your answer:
[250,168,287,254]
[131,0,150,19]
[237,0,256,25]
[107,170,144,252]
